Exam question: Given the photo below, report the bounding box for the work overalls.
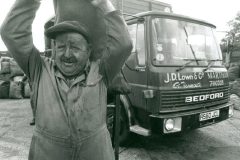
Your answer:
[29,59,114,160]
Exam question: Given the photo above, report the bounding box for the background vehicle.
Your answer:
[110,0,172,14]
[44,0,233,145]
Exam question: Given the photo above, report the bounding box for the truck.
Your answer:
[44,0,234,144]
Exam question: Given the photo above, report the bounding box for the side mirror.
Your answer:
[136,49,146,67]
[135,23,146,67]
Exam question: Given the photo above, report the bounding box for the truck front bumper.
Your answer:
[149,102,233,135]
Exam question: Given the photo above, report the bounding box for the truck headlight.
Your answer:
[165,119,174,131]
[164,117,182,133]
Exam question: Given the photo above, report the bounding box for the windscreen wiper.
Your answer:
[202,59,222,72]
[184,27,199,65]
[176,58,207,72]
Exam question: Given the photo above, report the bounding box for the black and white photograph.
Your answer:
[0,0,240,160]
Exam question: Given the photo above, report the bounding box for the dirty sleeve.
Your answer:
[99,10,133,87]
[0,0,43,82]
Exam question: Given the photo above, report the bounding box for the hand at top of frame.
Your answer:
[90,0,116,14]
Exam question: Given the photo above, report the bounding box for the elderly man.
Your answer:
[1,0,132,159]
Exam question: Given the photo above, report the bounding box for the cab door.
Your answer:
[122,19,148,110]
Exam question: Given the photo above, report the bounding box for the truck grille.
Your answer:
[159,86,230,113]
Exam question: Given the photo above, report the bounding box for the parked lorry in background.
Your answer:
[44,0,233,144]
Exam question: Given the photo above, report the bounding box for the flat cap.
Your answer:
[45,21,91,43]
[47,0,107,60]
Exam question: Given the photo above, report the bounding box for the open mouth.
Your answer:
[63,62,74,67]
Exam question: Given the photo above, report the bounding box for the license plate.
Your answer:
[199,110,220,121]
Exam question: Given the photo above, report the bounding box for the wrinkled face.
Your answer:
[54,32,91,78]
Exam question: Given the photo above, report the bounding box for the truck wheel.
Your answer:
[119,103,130,145]
[106,103,130,146]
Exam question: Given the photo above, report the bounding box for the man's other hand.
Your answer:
[90,0,106,6]
[90,0,115,14]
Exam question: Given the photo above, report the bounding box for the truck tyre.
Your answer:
[119,102,130,145]
[107,102,130,146]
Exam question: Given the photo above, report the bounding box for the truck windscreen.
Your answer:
[151,17,222,66]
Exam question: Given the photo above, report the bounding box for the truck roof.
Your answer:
[126,11,216,28]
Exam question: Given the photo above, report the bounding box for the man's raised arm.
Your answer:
[0,0,42,79]
[91,0,133,86]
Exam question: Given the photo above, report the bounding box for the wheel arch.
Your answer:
[120,94,134,127]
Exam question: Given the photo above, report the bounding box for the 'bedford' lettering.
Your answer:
[185,92,224,103]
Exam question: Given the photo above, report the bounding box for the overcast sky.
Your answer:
[0,0,240,51]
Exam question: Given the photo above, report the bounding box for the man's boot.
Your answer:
[30,118,35,126]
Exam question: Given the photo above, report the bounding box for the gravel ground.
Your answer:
[0,99,240,160]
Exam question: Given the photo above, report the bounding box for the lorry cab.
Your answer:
[120,11,233,137]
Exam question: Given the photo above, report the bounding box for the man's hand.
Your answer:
[90,0,115,14]
[90,0,106,6]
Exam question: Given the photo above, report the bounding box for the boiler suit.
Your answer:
[0,0,132,160]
